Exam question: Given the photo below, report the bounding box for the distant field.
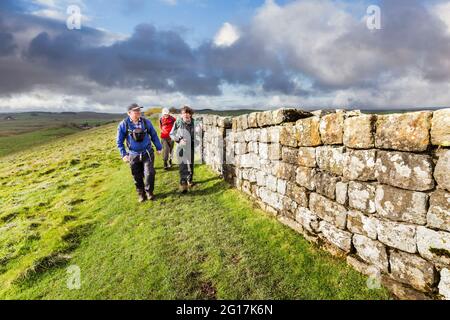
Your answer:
[0,112,124,137]
[0,112,124,158]
[0,126,83,158]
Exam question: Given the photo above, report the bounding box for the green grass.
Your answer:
[0,121,390,300]
[0,126,83,157]
[0,111,124,157]
[0,112,123,137]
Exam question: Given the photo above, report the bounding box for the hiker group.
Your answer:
[116,104,199,203]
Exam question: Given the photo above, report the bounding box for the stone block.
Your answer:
[435,150,450,192]
[439,268,450,300]
[375,111,432,152]
[259,143,269,160]
[318,221,352,253]
[347,210,378,239]
[256,171,266,187]
[316,146,345,176]
[259,128,269,143]
[286,182,309,207]
[346,256,381,277]
[282,147,298,164]
[427,190,450,232]
[377,219,417,253]
[268,143,282,160]
[268,126,281,143]
[376,151,434,191]
[319,111,344,145]
[375,184,428,225]
[343,149,376,181]
[417,226,450,266]
[309,193,347,229]
[348,181,376,214]
[279,124,298,147]
[259,187,283,211]
[257,111,273,127]
[277,179,287,195]
[239,153,260,169]
[297,147,316,168]
[431,108,450,146]
[343,114,376,149]
[314,171,339,200]
[234,142,247,155]
[272,108,312,125]
[296,117,322,147]
[275,162,296,181]
[266,174,278,192]
[296,207,320,233]
[336,182,348,205]
[381,275,432,300]
[390,250,437,292]
[295,166,316,191]
[247,112,259,128]
[353,234,389,272]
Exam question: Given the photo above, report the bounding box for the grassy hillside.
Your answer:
[0,112,124,137]
[0,111,124,157]
[0,121,390,300]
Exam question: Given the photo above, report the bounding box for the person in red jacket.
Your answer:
[159,108,176,170]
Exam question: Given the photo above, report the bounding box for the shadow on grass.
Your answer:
[152,178,230,201]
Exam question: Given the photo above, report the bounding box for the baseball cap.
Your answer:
[128,103,143,112]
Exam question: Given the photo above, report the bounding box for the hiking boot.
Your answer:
[137,191,147,203]
[168,159,173,168]
[188,181,196,189]
[146,192,155,201]
[179,183,188,194]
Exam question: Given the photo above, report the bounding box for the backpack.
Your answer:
[124,117,150,148]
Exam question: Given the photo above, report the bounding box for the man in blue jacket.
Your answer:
[117,104,162,203]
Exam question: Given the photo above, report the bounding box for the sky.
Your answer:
[0,0,450,112]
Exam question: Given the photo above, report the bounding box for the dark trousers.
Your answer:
[177,145,195,184]
[162,138,174,163]
[130,151,155,193]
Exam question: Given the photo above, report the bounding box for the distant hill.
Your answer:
[0,112,124,138]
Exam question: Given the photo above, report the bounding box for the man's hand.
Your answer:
[178,138,186,146]
[157,150,162,155]
[122,155,130,163]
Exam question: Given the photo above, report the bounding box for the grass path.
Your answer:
[0,122,390,300]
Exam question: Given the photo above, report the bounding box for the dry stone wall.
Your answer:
[198,108,450,300]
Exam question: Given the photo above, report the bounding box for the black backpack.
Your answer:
[124,117,150,147]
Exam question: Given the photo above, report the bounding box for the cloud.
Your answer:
[1,0,450,112]
[214,23,240,47]
[245,0,450,89]
[0,33,16,56]
[432,1,450,34]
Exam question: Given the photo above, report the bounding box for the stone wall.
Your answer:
[198,108,450,300]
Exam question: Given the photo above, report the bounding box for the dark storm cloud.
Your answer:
[1,0,450,105]
[0,16,16,56]
[196,36,304,95]
[0,32,16,56]
[25,24,222,95]
[0,1,300,97]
